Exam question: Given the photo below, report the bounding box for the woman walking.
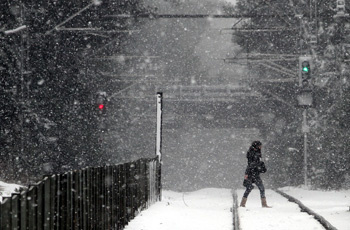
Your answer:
[240,140,271,208]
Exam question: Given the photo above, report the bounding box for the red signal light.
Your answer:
[98,104,104,110]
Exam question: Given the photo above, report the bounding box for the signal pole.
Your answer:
[302,109,309,187]
[297,56,313,187]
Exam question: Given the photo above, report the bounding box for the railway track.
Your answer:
[233,189,340,230]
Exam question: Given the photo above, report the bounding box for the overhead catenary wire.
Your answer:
[45,1,101,35]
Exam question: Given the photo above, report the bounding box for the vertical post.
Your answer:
[20,190,27,230]
[50,175,57,230]
[19,0,25,181]
[304,132,308,187]
[156,92,163,162]
[1,198,11,229]
[155,92,163,201]
[303,109,308,187]
[11,194,20,230]
[43,177,51,230]
[59,173,67,230]
[28,186,37,230]
[37,182,43,230]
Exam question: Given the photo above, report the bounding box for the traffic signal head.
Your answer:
[302,61,310,73]
[95,91,107,115]
[299,57,312,88]
[97,102,106,115]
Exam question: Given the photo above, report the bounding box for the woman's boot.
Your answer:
[261,197,271,208]
[240,197,247,207]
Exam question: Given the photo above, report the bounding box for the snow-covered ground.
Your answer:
[126,188,350,230]
[125,188,234,230]
[0,181,23,202]
[237,189,324,230]
[280,187,350,230]
[1,181,349,230]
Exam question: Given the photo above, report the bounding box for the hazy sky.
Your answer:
[223,0,237,5]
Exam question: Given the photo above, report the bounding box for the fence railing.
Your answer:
[0,157,161,230]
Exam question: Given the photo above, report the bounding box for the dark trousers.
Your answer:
[243,176,265,198]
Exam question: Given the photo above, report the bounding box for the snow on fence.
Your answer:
[0,157,161,230]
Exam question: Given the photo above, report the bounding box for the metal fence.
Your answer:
[0,157,161,230]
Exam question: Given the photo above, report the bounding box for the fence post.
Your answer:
[11,194,20,230]
[86,168,92,230]
[28,185,38,229]
[120,163,127,229]
[37,181,44,230]
[135,160,141,215]
[50,175,58,230]
[127,162,131,223]
[98,167,103,228]
[67,171,73,230]
[59,173,68,229]
[157,160,162,201]
[142,159,148,209]
[72,170,81,229]
[112,166,118,229]
[129,162,135,221]
[1,198,11,229]
[78,170,84,229]
[95,168,100,228]
[141,159,146,209]
[82,169,88,230]
[43,176,51,230]
[139,159,147,210]
[146,160,150,206]
[145,159,150,207]
[116,165,122,230]
[106,166,113,229]
[20,189,28,230]
[91,168,97,229]
[149,160,155,204]
[99,167,103,229]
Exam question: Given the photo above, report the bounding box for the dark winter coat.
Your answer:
[244,147,266,183]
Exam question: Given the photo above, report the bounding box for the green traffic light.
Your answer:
[302,66,309,72]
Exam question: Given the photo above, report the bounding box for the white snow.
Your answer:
[237,189,324,230]
[0,181,23,202]
[280,187,350,230]
[1,181,349,230]
[126,188,350,230]
[124,188,234,230]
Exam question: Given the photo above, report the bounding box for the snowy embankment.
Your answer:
[237,188,350,230]
[237,189,325,230]
[0,181,23,202]
[280,187,350,230]
[1,181,349,230]
[124,188,234,230]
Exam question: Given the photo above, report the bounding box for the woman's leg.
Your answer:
[255,177,271,207]
[255,177,265,198]
[240,183,254,207]
[243,183,254,198]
